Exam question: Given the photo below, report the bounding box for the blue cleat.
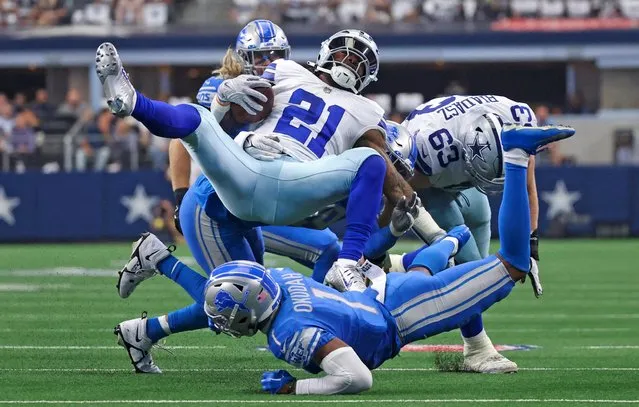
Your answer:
[446,225,471,256]
[500,124,575,155]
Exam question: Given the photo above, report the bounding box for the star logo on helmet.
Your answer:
[468,134,491,162]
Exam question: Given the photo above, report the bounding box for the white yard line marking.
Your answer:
[5,268,116,277]
[572,346,639,349]
[0,284,71,292]
[1,367,638,373]
[0,399,638,404]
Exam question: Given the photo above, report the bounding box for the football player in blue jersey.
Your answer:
[168,20,342,284]
[115,121,574,387]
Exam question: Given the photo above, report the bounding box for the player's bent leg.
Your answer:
[386,255,515,345]
[180,189,258,275]
[459,188,492,260]
[262,225,341,283]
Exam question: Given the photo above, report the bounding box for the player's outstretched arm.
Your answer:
[356,129,445,243]
[262,338,372,395]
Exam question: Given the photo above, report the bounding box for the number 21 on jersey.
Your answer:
[274,89,346,157]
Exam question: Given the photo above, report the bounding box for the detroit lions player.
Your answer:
[169,20,343,285]
[116,122,574,388]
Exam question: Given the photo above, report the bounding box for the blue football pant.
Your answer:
[386,162,530,344]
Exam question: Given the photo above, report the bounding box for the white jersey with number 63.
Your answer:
[403,95,537,190]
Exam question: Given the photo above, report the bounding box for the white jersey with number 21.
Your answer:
[253,59,385,162]
[403,95,537,190]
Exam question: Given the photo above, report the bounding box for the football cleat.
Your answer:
[114,312,161,374]
[324,262,367,293]
[500,124,575,155]
[462,352,518,374]
[117,232,174,299]
[95,42,137,117]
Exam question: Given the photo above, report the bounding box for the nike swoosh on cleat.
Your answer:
[135,325,143,343]
[144,252,157,261]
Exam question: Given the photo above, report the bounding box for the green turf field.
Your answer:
[0,240,638,406]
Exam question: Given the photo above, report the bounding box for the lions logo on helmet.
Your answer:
[309,29,379,94]
[462,113,505,194]
[236,20,291,75]
[384,120,417,179]
[204,260,281,337]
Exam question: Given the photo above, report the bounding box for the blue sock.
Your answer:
[311,240,341,282]
[364,227,398,261]
[146,317,168,343]
[157,256,207,303]
[497,162,531,272]
[167,303,209,334]
[340,155,386,261]
[408,239,456,274]
[460,315,484,338]
[402,244,427,271]
[132,92,202,139]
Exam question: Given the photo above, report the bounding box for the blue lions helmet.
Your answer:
[384,120,417,179]
[462,113,505,194]
[235,19,291,75]
[204,261,282,337]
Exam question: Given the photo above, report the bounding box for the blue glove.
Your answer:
[261,369,296,394]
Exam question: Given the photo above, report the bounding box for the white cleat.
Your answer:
[114,312,162,374]
[463,352,519,374]
[95,42,137,117]
[117,232,174,299]
[324,262,367,292]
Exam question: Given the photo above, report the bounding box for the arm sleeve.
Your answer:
[295,347,373,395]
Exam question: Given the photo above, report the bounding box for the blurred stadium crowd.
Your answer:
[232,0,639,25]
[0,0,635,173]
[1,1,638,28]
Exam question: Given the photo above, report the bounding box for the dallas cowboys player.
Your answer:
[170,20,343,285]
[116,122,574,389]
[385,96,544,373]
[97,29,447,290]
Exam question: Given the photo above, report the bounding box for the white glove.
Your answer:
[217,74,271,115]
[244,133,285,161]
[389,192,421,237]
[521,258,543,298]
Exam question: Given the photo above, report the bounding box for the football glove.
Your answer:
[389,192,421,237]
[217,75,270,115]
[173,188,188,235]
[530,229,539,261]
[261,369,296,394]
[521,257,543,298]
[244,133,285,161]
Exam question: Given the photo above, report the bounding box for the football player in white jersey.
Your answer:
[384,95,543,373]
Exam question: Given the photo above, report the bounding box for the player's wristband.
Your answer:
[530,229,539,261]
[174,188,188,206]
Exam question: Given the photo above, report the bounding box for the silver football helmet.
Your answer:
[235,19,291,75]
[308,29,379,94]
[462,113,505,194]
[385,120,417,179]
[203,260,282,337]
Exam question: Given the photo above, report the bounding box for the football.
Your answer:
[230,86,274,124]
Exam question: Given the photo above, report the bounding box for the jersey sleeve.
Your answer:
[268,325,335,374]
[196,76,223,109]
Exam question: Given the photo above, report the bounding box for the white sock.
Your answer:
[388,254,407,273]
[504,148,529,168]
[442,236,460,257]
[462,329,495,356]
